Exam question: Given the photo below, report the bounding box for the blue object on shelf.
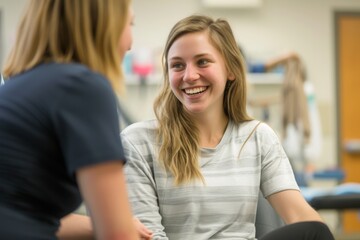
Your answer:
[301,182,360,202]
[333,183,360,195]
[248,63,266,73]
[312,169,345,181]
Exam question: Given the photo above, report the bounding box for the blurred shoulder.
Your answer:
[52,63,109,86]
[235,120,279,141]
[18,62,113,95]
[121,119,158,141]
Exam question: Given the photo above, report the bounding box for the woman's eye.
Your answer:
[198,59,209,66]
[171,63,184,69]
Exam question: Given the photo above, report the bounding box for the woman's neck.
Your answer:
[195,114,229,148]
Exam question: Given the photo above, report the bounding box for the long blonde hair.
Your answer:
[154,15,252,185]
[2,0,131,94]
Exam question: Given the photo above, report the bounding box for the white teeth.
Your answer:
[184,87,207,95]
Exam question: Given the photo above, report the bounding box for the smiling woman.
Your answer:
[122,14,335,240]
[167,31,235,116]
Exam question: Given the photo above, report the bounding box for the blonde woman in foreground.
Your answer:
[0,0,151,239]
[122,15,335,240]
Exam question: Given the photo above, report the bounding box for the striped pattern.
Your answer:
[122,120,299,240]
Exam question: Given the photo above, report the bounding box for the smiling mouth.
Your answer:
[183,86,208,95]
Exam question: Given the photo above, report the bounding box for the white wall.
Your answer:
[0,0,27,67]
[2,0,360,169]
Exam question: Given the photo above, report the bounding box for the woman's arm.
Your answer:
[122,135,169,239]
[258,124,323,224]
[267,189,323,224]
[264,52,300,71]
[76,161,138,240]
[57,214,93,240]
[57,214,152,240]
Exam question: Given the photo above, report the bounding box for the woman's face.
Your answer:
[167,31,234,117]
[118,7,134,60]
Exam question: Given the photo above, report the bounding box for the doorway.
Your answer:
[335,11,360,234]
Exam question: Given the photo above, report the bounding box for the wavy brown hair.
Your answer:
[2,0,131,94]
[154,15,252,185]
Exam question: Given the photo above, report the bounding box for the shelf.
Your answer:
[247,72,283,85]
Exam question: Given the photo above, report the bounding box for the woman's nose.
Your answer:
[183,65,199,81]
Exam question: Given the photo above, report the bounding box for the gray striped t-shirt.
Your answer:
[122,119,299,240]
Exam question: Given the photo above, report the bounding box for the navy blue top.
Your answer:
[0,63,125,239]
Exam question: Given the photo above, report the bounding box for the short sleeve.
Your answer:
[52,70,125,175]
[258,124,299,197]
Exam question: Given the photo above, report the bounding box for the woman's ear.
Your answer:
[228,72,235,81]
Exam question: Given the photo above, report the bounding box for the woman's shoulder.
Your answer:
[54,63,109,85]
[53,63,115,100]
[121,119,158,140]
[42,62,94,74]
[8,62,105,86]
[235,119,269,132]
[17,62,112,99]
[233,120,279,140]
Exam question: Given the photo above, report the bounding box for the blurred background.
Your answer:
[1,0,360,239]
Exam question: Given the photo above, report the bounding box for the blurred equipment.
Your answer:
[132,48,154,86]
